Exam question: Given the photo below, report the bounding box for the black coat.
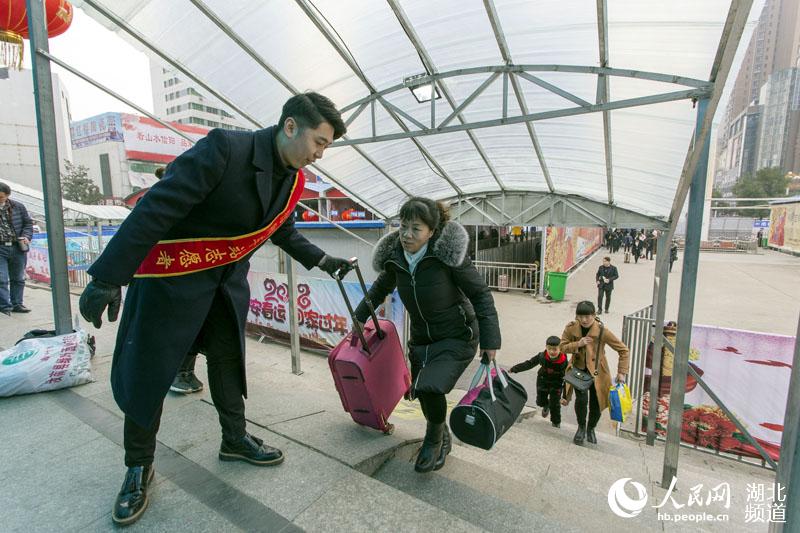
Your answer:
[596,264,619,290]
[88,126,325,427]
[355,222,501,396]
[510,351,568,389]
[5,199,33,242]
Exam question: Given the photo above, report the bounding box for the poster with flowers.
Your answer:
[545,226,603,272]
[642,324,794,460]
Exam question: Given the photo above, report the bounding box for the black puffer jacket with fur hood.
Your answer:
[354,221,501,396]
[355,221,501,350]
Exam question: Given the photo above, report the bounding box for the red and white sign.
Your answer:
[120,114,208,163]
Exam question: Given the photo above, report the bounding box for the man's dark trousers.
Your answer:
[598,285,612,312]
[124,291,246,467]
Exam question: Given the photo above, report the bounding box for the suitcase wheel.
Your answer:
[383,423,395,435]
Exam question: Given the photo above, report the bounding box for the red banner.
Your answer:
[134,170,305,278]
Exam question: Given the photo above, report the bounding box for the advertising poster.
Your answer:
[642,324,795,460]
[544,226,604,272]
[246,271,404,352]
[70,113,124,149]
[768,201,800,253]
[120,114,207,163]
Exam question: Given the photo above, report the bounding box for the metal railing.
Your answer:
[675,237,759,254]
[620,305,775,469]
[620,305,654,437]
[474,261,538,293]
[66,250,98,289]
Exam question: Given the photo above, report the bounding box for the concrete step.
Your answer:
[372,437,660,532]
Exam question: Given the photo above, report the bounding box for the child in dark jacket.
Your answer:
[510,336,569,428]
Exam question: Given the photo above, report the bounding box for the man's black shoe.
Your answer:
[169,371,204,394]
[552,422,560,428]
[11,304,30,313]
[573,425,586,445]
[112,464,154,526]
[0,308,11,316]
[587,427,598,444]
[541,407,550,419]
[219,433,284,466]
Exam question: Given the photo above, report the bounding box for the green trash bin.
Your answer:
[545,272,568,301]
[761,237,768,248]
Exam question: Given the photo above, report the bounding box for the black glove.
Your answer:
[509,364,521,373]
[79,279,122,329]
[318,255,353,278]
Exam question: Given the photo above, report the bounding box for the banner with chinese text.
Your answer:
[246,270,404,352]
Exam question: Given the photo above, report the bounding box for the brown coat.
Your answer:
[560,319,630,411]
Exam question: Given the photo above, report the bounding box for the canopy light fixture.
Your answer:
[404,73,441,103]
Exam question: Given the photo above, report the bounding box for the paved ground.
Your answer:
[0,247,795,532]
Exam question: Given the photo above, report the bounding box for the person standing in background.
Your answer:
[0,182,33,315]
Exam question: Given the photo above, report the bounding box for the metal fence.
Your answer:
[474,261,539,293]
[476,238,539,264]
[66,250,97,289]
[620,305,773,469]
[675,237,759,254]
[620,305,655,436]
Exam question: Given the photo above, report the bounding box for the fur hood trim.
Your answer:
[372,221,469,272]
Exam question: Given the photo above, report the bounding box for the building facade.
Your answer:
[149,62,249,131]
[757,68,800,173]
[0,67,73,190]
[71,112,208,201]
[714,0,800,191]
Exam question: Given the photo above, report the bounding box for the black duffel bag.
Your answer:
[450,361,528,450]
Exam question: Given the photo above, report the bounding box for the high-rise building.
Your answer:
[714,0,800,191]
[149,62,250,131]
[0,67,73,190]
[757,67,800,172]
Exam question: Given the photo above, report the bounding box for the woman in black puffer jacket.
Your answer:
[354,197,501,473]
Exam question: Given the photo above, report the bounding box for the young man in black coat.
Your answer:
[510,336,569,428]
[79,93,354,526]
[596,256,619,314]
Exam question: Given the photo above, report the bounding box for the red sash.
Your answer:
[133,169,305,278]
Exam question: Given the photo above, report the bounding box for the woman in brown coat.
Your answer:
[560,300,630,445]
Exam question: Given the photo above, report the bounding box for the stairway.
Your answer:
[369,412,774,532]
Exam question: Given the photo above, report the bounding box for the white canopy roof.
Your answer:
[4,180,131,222]
[75,0,754,227]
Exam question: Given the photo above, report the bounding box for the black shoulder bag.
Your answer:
[564,323,605,391]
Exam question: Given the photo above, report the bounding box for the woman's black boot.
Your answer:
[415,422,444,473]
[434,425,452,471]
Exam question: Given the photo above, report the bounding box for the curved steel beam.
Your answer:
[339,64,712,113]
[441,191,669,229]
[332,88,709,146]
[387,0,507,192]
[483,0,555,193]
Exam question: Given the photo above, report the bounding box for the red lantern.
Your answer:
[301,210,318,222]
[1,0,73,69]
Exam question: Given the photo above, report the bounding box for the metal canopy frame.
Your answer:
[333,65,709,147]
[447,191,668,229]
[26,0,774,496]
[81,0,391,221]
[483,0,554,193]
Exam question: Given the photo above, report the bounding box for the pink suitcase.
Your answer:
[328,259,411,434]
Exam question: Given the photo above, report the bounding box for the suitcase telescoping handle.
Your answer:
[333,258,385,354]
